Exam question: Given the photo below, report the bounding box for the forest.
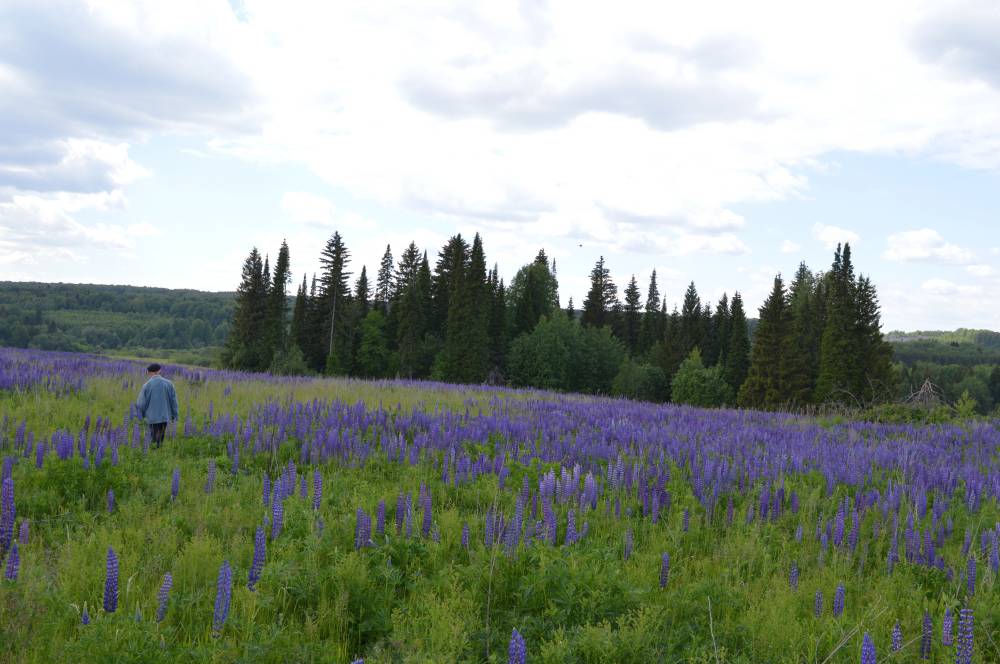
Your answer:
[0,282,232,366]
[222,233,900,412]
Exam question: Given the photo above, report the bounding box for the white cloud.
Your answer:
[921,278,980,296]
[127,222,161,238]
[281,191,376,230]
[813,223,860,249]
[780,240,801,254]
[966,264,995,277]
[884,228,973,263]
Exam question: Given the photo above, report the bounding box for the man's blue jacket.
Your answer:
[136,375,179,424]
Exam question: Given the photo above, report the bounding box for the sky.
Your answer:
[1,0,1000,331]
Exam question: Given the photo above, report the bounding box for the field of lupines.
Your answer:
[0,347,999,662]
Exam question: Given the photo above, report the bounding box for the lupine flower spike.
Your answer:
[508,628,527,664]
[212,560,233,636]
[104,547,119,613]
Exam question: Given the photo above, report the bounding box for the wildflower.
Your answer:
[104,547,119,613]
[82,605,90,625]
[212,560,233,635]
[263,472,271,506]
[860,632,876,664]
[942,607,953,646]
[312,471,322,511]
[4,541,18,580]
[462,523,470,550]
[107,488,115,513]
[833,584,845,617]
[248,526,265,591]
[891,621,901,652]
[17,519,28,546]
[790,562,799,590]
[660,552,670,588]
[814,590,823,617]
[0,477,15,553]
[956,607,973,664]
[967,557,976,596]
[508,628,527,664]
[156,572,172,622]
[171,468,180,501]
[271,495,283,540]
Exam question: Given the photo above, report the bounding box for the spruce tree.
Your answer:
[581,256,617,328]
[816,243,859,404]
[375,245,394,311]
[622,275,642,355]
[679,282,703,353]
[487,269,509,379]
[710,294,731,368]
[440,233,490,383]
[787,263,817,400]
[724,292,750,394]
[638,270,662,354]
[738,276,799,409]
[263,240,292,367]
[289,274,308,355]
[318,231,352,374]
[509,251,555,338]
[431,235,469,339]
[222,247,268,371]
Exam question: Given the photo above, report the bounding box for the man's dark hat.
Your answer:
[147,363,162,373]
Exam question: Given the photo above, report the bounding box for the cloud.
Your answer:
[883,228,973,263]
[910,1,1000,90]
[966,264,995,277]
[813,223,860,249]
[780,240,801,254]
[921,278,980,296]
[281,191,376,230]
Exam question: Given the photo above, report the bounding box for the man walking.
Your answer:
[136,363,179,448]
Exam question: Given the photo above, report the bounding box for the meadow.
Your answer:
[0,347,998,663]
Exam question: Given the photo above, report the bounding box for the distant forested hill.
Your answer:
[887,329,1000,366]
[0,282,234,365]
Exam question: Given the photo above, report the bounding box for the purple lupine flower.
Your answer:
[942,607,953,646]
[376,500,386,537]
[312,470,322,511]
[82,605,90,625]
[508,628,527,664]
[956,607,973,664]
[564,510,578,546]
[1,477,15,553]
[248,526,265,591]
[421,494,432,538]
[271,495,283,540]
[104,547,119,613]
[404,495,413,538]
[660,552,670,588]
[395,492,405,534]
[263,472,271,506]
[920,610,931,660]
[462,523,470,550]
[967,557,976,596]
[156,572,172,622]
[833,584,845,617]
[4,541,19,580]
[860,632,876,664]
[212,560,233,636]
[814,590,823,617]
[107,488,114,513]
[299,474,307,499]
[795,524,803,543]
[891,621,901,652]
[623,529,633,561]
[171,468,180,501]
[205,460,216,493]
[18,519,28,546]
[35,441,44,469]
[790,562,799,590]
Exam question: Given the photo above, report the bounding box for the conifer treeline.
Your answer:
[223,232,893,409]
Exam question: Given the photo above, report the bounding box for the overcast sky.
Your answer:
[2,0,1000,331]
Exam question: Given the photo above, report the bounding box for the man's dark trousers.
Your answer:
[150,422,167,447]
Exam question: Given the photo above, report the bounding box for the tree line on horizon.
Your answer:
[222,233,895,410]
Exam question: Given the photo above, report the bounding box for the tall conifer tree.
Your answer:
[724,292,750,394]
